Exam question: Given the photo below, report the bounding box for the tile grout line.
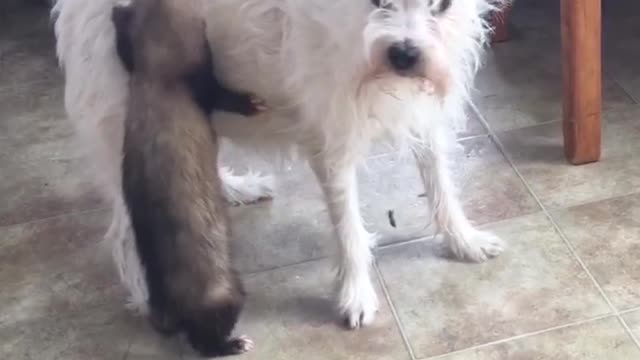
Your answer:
[456,133,490,142]
[0,206,110,230]
[470,103,615,306]
[242,256,333,276]
[470,103,640,349]
[242,207,544,278]
[492,118,561,133]
[620,306,640,316]
[376,209,546,252]
[365,133,488,161]
[420,313,616,360]
[373,259,418,360]
[542,188,640,216]
[604,69,640,105]
[618,316,640,350]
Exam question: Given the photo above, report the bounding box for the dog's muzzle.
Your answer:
[387,39,421,73]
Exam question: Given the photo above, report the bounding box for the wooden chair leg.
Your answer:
[491,3,513,43]
[561,0,602,165]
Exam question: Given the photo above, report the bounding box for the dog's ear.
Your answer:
[112,4,135,72]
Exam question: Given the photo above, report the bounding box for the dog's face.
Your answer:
[362,0,457,96]
[359,0,493,98]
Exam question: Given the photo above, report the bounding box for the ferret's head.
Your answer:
[112,0,209,78]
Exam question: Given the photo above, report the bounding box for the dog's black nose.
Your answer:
[387,40,421,72]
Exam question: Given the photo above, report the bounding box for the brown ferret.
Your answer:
[112,0,263,356]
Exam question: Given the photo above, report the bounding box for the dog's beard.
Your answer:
[355,73,447,147]
[359,64,450,104]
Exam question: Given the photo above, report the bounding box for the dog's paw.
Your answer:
[227,335,254,354]
[125,298,149,315]
[337,275,379,329]
[220,167,275,205]
[249,95,268,113]
[447,229,504,263]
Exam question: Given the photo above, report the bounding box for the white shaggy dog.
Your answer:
[53,0,507,329]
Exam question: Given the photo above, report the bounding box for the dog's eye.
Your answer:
[371,0,395,10]
[430,0,452,15]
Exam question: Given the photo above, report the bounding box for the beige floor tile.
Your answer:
[457,109,487,139]
[503,0,560,33]
[551,194,640,310]
[475,0,635,132]
[0,305,135,360]
[377,213,610,359]
[186,260,409,360]
[0,2,53,43]
[0,210,123,324]
[602,3,640,103]
[622,309,640,342]
[229,134,539,274]
[227,162,333,274]
[497,105,640,209]
[0,157,104,226]
[437,317,640,360]
[476,32,559,99]
[0,80,74,163]
[0,35,61,89]
[0,211,135,360]
[360,136,539,245]
[476,78,632,133]
[125,327,185,360]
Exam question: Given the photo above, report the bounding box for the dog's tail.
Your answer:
[51,0,145,311]
[51,0,78,66]
[50,0,62,20]
[52,0,124,68]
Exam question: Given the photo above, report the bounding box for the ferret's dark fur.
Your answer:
[112,0,259,356]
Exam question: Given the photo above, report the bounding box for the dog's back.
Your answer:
[114,0,251,356]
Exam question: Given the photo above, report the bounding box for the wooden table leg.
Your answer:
[561,0,602,165]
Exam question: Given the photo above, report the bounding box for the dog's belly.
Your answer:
[205,0,287,94]
[211,106,302,154]
[204,0,305,149]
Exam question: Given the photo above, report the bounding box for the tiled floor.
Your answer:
[2,0,640,359]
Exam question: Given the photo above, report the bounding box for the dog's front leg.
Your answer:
[309,153,379,329]
[413,130,504,262]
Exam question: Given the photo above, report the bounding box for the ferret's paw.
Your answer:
[228,335,254,354]
[246,94,268,115]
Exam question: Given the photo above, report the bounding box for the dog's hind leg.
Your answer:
[412,129,504,262]
[219,166,275,205]
[308,152,379,329]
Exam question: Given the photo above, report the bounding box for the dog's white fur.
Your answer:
[53,0,506,328]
